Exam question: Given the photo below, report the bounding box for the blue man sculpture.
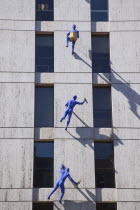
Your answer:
[48,164,80,204]
[60,95,87,130]
[66,24,79,55]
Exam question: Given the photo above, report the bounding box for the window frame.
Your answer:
[35,33,54,73]
[33,140,54,188]
[94,140,115,188]
[91,0,109,22]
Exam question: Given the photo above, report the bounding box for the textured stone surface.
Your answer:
[33,188,95,201]
[54,201,96,210]
[54,139,95,188]
[118,202,140,210]
[0,83,34,127]
[112,84,140,127]
[110,32,140,73]
[0,30,35,72]
[54,0,90,21]
[0,139,33,188]
[93,73,111,84]
[0,189,32,201]
[96,188,117,202]
[114,140,140,188]
[0,128,34,139]
[0,202,32,210]
[0,73,34,83]
[0,0,35,20]
[0,20,35,31]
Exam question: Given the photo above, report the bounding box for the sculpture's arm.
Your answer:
[67,32,70,37]
[68,174,77,185]
[76,99,86,105]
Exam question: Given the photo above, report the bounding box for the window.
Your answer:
[36,0,53,21]
[96,203,117,210]
[34,142,54,188]
[92,35,110,73]
[35,87,54,127]
[36,35,54,73]
[95,142,115,188]
[93,87,112,127]
[91,0,108,21]
[33,202,53,210]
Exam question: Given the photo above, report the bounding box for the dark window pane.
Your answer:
[33,203,53,210]
[95,142,115,188]
[36,35,54,73]
[96,169,115,188]
[35,87,54,127]
[36,0,53,21]
[34,142,54,188]
[93,87,112,127]
[96,203,117,210]
[91,12,108,22]
[95,142,114,168]
[92,36,110,73]
[91,0,108,10]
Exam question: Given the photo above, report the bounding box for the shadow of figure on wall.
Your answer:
[73,52,92,69]
[110,68,140,120]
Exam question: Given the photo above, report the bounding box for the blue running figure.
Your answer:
[60,95,88,130]
[66,24,79,55]
[48,164,81,204]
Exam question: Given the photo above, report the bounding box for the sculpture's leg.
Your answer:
[59,184,65,204]
[72,41,76,55]
[65,112,72,130]
[60,111,68,122]
[66,37,69,47]
[48,182,59,199]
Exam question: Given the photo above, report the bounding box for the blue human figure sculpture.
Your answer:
[60,95,87,130]
[66,24,79,55]
[48,164,78,204]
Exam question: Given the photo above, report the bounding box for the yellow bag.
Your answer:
[69,32,78,42]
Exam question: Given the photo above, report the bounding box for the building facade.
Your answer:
[0,0,140,209]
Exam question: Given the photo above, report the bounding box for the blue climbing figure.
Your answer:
[66,24,79,55]
[60,95,87,130]
[48,164,80,204]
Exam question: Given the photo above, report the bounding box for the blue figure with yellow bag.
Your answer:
[66,24,79,55]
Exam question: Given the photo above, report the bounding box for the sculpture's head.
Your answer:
[73,95,77,100]
[72,24,76,30]
[66,168,70,172]
[60,164,65,170]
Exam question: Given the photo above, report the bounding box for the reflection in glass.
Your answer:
[92,36,110,73]
[34,142,54,188]
[36,0,53,21]
[36,35,54,73]
[35,87,54,127]
[93,87,112,127]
